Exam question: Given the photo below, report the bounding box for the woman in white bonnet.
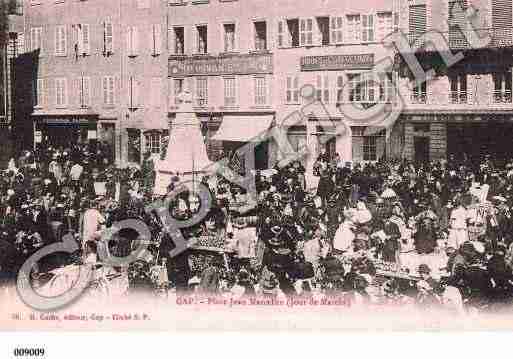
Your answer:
[355,200,372,225]
[333,208,357,253]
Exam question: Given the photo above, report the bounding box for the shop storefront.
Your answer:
[33,113,99,150]
[210,114,275,172]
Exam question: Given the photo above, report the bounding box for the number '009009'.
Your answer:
[13,348,45,357]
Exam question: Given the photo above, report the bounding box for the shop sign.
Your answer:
[169,53,273,76]
[300,53,374,71]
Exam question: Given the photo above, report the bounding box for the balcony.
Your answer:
[493,90,513,104]
[449,91,469,104]
[407,27,513,51]
[402,86,513,114]
[410,92,427,104]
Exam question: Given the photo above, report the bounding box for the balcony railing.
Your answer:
[410,92,427,104]
[449,91,469,104]
[407,27,513,51]
[493,90,513,103]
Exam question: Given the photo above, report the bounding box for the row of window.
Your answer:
[285,72,396,105]
[35,76,115,108]
[171,76,270,108]
[169,12,398,55]
[28,22,162,57]
[411,71,513,104]
[33,75,270,109]
[30,0,152,9]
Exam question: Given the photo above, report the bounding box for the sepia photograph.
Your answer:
[2,0,513,346]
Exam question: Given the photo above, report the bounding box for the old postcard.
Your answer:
[1,0,513,334]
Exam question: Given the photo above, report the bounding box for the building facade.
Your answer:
[167,0,408,186]
[18,0,513,173]
[20,0,168,166]
[398,0,513,165]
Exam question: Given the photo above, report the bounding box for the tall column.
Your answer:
[336,124,352,163]
[305,119,319,191]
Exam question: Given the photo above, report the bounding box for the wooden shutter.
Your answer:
[83,77,91,107]
[330,16,343,44]
[152,25,162,55]
[105,22,113,53]
[493,0,513,46]
[82,24,90,55]
[409,4,427,36]
[448,1,468,48]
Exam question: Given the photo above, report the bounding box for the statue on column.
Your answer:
[176,89,194,113]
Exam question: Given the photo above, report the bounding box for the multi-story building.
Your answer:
[18,0,512,176]
[0,0,24,165]
[18,0,168,166]
[397,0,513,165]
[167,0,406,186]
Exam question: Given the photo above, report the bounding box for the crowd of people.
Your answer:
[2,141,513,314]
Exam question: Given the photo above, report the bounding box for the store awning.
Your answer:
[32,108,98,117]
[125,114,169,131]
[212,115,273,142]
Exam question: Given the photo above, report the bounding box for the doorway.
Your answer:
[414,136,430,164]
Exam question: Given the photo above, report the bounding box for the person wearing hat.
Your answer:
[413,201,439,254]
[80,198,105,254]
[447,198,470,250]
[230,268,256,299]
[258,268,286,300]
[333,208,357,254]
[416,264,442,307]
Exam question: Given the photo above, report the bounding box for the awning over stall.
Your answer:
[212,115,273,142]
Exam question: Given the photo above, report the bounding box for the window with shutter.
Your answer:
[277,20,284,48]
[35,79,44,107]
[315,75,329,103]
[346,15,361,43]
[196,25,208,54]
[78,77,91,107]
[103,76,115,106]
[223,77,237,106]
[330,16,343,45]
[377,12,394,41]
[128,76,140,109]
[449,73,468,103]
[493,71,513,102]
[82,24,90,55]
[152,25,161,55]
[362,14,374,42]
[378,72,394,103]
[196,77,208,106]
[254,21,267,51]
[409,5,426,44]
[74,24,90,56]
[31,27,43,53]
[448,1,468,49]
[55,25,67,56]
[287,19,300,47]
[127,26,138,57]
[171,27,184,54]
[492,0,513,46]
[224,23,236,52]
[55,78,67,107]
[286,76,299,104]
[172,78,184,106]
[104,21,114,55]
[254,76,267,105]
[299,18,313,46]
